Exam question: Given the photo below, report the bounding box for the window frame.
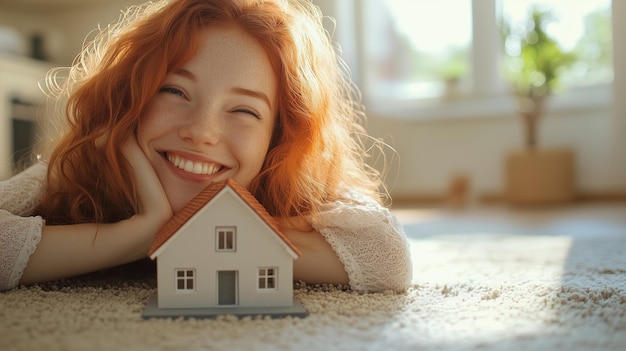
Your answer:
[341,0,613,120]
[215,226,236,252]
[257,267,278,291]
[175,268,196,292]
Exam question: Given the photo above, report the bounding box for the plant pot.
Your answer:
[505,148,576,204]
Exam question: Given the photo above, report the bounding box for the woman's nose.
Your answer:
[178,107,222,145]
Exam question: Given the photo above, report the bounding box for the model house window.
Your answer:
[258,267,277,290]
[216,227,236,252]
[175,269,195,292]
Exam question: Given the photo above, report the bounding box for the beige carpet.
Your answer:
[2,217,626,350]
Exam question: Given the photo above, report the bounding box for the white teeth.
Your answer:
[166,153,221,175]
[193,162,203,174]
[184,160,194,172]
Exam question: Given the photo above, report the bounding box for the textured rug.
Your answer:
[2,212,626,351]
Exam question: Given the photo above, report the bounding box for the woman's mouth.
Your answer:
[165,153,222,175]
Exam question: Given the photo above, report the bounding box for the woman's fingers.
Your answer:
[121,135,172,221]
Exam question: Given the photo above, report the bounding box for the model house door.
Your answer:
[217,271,238,305]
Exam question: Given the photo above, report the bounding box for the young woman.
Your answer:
[0,0,412,292]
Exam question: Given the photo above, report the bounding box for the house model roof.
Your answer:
[148,179,301,258]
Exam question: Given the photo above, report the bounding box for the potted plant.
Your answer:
[501,9,578,204]
[438,51,467,100]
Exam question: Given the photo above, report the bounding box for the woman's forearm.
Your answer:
[284,226,349,286]
[19,218,152,285]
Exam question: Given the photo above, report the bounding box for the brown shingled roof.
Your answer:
[148,179,301,258]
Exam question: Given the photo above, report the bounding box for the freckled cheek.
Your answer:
[136,112,174,162]
[136,119,153,149]
[137,110,174,141]
[235,130,274,180]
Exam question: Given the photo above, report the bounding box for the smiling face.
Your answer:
[136,24,278,213]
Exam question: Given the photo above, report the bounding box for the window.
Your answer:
[361,0,472,101]
[342,0,613,117]
[257,267,277,290]
[500,0,613,89]
[216,226,236,252]
[175,269,195,292]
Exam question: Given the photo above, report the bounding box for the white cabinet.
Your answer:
[0,54,52,180]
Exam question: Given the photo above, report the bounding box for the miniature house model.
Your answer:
[142,179,307,319]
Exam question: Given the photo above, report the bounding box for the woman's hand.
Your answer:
[20,134,173,285]
[121,134,173,236]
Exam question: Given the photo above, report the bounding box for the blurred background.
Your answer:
[0,0,624,210]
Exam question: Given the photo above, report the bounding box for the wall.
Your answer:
[0,1,138,66]
[367,96,616,201]
[610,0,626,192]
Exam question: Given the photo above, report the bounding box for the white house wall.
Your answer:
[157,189,294,309]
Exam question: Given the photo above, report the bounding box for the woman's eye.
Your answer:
[234,108,261,119]
[159,86,186,98]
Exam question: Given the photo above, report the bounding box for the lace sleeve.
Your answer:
[0,163,47,216]
[309,192,412,292]
[0,163,47,291]
[0,212,44,291]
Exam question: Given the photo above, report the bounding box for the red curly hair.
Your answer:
[35,0,383,224]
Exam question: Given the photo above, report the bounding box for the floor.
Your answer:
[392,202,626,239]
